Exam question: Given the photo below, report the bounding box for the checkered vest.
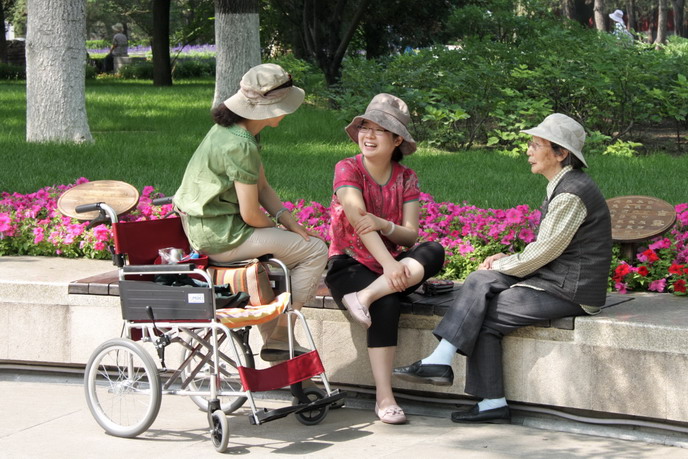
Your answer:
[526,170,612,306]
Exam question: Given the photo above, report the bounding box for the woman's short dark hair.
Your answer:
[392,146,404,162]
[212,103,245,127]
[391,134,404,162]
[552,142,585,169]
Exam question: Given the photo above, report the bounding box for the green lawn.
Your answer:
[2,78,687,208]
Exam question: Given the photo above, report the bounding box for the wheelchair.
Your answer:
[77,200,345,453]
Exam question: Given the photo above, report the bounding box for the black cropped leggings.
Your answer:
[325,241,445,348]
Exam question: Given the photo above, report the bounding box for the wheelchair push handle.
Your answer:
[152,196,174,206]
[75,202,119,225]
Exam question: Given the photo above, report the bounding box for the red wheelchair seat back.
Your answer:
[112,217,190,266]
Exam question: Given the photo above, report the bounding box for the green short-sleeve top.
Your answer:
[173,124,260,254]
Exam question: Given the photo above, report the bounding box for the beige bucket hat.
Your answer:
[609,9,625,25]
[223,63,305,120]
[112,23,124,33]
[345,93,417,155]
[521,113,588,167]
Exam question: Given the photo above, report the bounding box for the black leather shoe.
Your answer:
[392,360,454,386]
[451,404,511,424]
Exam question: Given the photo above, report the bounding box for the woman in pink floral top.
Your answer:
[325,94,444,424]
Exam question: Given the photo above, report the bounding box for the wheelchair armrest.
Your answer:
[122,263,196,274]
[211,254,274,268]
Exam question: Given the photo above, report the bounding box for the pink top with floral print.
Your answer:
[328,154,420,274]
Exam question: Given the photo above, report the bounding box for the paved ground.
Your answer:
[2,256,688,457]
[1,371,688,459]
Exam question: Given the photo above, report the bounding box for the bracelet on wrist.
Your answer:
[274,207,289,222]
[381,221,395,236]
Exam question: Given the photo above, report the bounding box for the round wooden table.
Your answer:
[606,195,676,259]
[57,180,140,221]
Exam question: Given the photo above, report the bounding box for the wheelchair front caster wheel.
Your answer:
[292,387,329,426]
[210,410,229,452]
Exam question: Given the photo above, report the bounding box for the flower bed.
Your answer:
[1,179,686,296]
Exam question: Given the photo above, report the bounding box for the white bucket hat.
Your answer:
[223,63,305,120]
[345,93,417,155]
[609,9,625,25]
[521,113,588,167]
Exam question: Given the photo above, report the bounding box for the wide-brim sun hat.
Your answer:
[609,9,625,24]
[345,93,417,155]
[521,113,588,167]
[223,63,305,121]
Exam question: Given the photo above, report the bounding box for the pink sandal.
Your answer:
[375,403,407,424]
[342,292,372,329]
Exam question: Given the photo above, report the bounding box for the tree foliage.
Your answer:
[262,0,459,86]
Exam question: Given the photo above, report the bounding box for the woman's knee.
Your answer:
[304,237,328,268]
[408,241,445,273]
[465,269,501,285]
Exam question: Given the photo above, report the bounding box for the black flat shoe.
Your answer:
[451,404,511,424]
[392,360,454,386]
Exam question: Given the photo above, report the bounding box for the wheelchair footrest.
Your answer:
[295,389,346,413]
[249,405,303,425]
[248,390,346,426]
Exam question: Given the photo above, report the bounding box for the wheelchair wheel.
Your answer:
[292,387,329,426]
[210,410,230,453]
[84,338,161,438]
[181,329,254,414]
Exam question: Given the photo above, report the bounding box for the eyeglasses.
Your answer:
[527,140,544,150]
[357,125,389,135]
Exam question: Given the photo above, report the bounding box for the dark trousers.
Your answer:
[434,270,584,399]
[103,53,114,73]
[325,241,445,348]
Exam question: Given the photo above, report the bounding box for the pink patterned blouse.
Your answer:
[328,154,420,274]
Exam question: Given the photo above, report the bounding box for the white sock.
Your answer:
[478,397,507,411]
[421,339,457,366]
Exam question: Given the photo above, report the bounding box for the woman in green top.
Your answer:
[174,64,328,361]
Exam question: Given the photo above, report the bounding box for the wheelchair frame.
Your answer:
[80,202,344,453]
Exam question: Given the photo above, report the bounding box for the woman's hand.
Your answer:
[382,260,412,292]
[282,220,322,242]
[353,208,389,235]
[479,253,507,270]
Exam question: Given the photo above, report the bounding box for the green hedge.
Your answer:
[0,63,25,80]
[330,20,688,156]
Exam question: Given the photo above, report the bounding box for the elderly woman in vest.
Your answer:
[393,113,612,424]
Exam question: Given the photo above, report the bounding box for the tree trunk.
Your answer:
[655,0,668,45]
[300,0,370,87]
[25,0,92,143]
[625,0,636,31]
[671,0,685,37]
[212,0,261,108]
[152,0,172,86]
[593,0,606,30]
[0,2,8,64]
[562,0,576,21]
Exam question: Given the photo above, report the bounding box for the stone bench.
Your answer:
[1,256,686,426]
[67,270,601,330]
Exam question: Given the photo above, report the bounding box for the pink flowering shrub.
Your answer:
[415,193,541,281]
[0,179,173,259]
[610,203,688,296]
[2,180,687,296]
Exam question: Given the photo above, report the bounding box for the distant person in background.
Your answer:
[609,10,634,45]
[103,23,128,73]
